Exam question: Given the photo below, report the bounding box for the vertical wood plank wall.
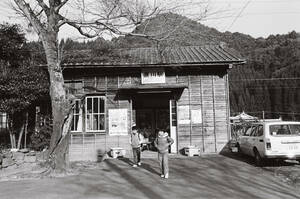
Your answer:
[69,71,229,161]
[176,74,229,154]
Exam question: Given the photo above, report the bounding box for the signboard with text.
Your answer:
[141,68,165,84]
[109,109,128,135]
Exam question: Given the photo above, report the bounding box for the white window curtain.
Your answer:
[71,100,83,132]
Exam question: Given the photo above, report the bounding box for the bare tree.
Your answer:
[11,0,209,173]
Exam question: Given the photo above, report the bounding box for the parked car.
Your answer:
[236,121,300,166]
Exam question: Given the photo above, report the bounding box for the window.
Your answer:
[0,112,7,129]
[71,99,82,132]
[244,126,252,136]
[86,96,106,132]
[270,124,300,136]
[250,126,258,136]
[257,125,263,137]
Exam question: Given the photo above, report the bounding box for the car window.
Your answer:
[244,127,252,136]
[257,125,263,137]
[250,126,258,136]
[269,124,300,136]
[289,124,300,135]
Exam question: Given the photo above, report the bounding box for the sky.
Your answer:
[0,0,300,41]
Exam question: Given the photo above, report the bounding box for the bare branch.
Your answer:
[36,0,50,16]
[55,0,70,13]
[13,0,46,35]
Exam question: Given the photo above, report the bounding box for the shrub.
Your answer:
[30,123,52,151]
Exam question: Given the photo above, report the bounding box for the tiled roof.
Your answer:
[62,45,245,67]
[123,45,244,64]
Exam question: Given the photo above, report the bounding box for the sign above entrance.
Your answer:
[141,68,165,84]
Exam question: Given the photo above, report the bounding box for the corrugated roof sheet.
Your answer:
[62,45,245,67]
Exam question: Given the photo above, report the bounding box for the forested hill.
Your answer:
[29,13,300,120]
[228,31,300,120]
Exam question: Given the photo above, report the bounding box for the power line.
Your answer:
[226,0,252,31]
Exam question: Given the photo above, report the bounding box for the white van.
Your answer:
[236,121,300,166]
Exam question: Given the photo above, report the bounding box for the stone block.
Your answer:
[24,155,36,163]
[3,152,12,158]
[36,151,47,162]
[13,152,25,164]
[2,157,15,168]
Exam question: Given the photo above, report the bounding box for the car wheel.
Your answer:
[254,149,264,167]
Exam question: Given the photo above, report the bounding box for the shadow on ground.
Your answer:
[1,154,300,199]
[220,146,299,167]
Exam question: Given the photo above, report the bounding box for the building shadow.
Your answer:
[118,157,161,176]
[140,163,161,176]
[118,157,133,166]
[105,160,164,199]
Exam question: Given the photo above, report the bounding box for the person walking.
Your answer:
[154,130,174,179]
[129,125,142,167]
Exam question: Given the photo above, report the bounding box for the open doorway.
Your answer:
[133,93,177,153]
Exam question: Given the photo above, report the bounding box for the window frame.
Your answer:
[71,99,82,133]
[85,96,106,133]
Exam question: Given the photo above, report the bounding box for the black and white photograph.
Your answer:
[0,0,300,198]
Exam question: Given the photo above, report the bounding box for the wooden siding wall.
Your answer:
[69,74,133,162]
[68,70,230,161]
[177,74,229,154]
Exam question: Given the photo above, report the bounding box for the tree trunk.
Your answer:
[24,112,28,148]
[7,115,16,149]
[40,29,74,173]
[12,0,73,173]
[17,122,25,150]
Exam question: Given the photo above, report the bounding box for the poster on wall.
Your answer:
[191,109,202,124]
[178,105,190,124]
[109,109,128,135]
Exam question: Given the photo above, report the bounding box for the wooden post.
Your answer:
[188,75,192,146]
[200,75,205,153]
[212,76,217,153]
[225,74,231,140]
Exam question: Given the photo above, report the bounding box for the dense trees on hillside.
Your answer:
[228,31,300,120]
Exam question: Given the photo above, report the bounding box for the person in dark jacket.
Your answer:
[129,126,142,167]
[154,130,174,179]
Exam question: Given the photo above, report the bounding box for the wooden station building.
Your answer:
[62,45,245,161]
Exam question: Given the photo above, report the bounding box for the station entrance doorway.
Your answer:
[132,93,177,153]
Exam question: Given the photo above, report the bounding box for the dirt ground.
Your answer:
[0,151,300,199]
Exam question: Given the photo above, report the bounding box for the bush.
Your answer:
[30,124,51,151]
